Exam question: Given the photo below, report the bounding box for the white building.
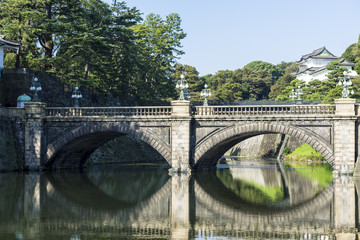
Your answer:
[294,47,358,83]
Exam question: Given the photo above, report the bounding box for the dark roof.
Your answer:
[0,35,20,49]
[298,46,337,62]
[338,58,355,66]
[294,66,327,77]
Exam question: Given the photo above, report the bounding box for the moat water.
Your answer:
[0,158,358,240]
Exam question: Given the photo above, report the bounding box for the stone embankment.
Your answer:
[0,117,23,171]
[226,134,302,159]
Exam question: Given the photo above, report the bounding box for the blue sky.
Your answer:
[103,0,360,76]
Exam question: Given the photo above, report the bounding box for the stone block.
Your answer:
[335,98,356,116]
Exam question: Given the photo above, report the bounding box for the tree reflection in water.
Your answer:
[215,157,333,207]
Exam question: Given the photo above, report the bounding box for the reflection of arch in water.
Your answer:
[45,170,171,221]
[194,174,334,224]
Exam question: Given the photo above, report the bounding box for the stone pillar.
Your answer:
[24,102,46,170]
[171,173,190,240]
[334,98,356,175]
[334,177,356,240]
[170,100,192,173]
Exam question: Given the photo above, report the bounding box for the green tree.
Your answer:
[173,64,202,102]
[275,79,305,101]
[0,0,40,68]
[268,73,295,100]
[235,68,272,100]
[0,0,187,105]
[342,43,360,63]
[131,13,186,104]
[244,61,283,83]
[208,70,242,102]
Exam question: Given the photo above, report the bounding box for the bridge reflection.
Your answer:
[0,165,358,239]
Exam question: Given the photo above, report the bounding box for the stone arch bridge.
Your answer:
[1,98,359,174]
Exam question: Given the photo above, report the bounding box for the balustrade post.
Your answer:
[24,102,46,170]
[170,100,192,173]
[334,99,357,175]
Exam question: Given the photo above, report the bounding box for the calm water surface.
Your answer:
[0,158,358,240]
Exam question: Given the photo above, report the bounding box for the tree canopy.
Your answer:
[1,1,360,105]
[0,0,186,105]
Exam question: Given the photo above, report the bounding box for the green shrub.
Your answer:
[283,146,291,155]
[286,143,324,161]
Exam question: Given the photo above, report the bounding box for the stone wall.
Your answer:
[0,117,24,171]
[226,134,303,159]
[87,135,167,167]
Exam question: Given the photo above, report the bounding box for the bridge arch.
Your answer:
[45,123,171,169]
[194,122,333,170]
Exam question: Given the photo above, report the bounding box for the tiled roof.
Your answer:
[0,35,20,48]
[298,46,337,62]
[338,58,355,66]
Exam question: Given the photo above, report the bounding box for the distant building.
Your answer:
[0,35,20,69]
[293,47,358,83]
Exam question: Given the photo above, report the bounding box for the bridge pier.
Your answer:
[24,102,46,171]
[334,99,357,175]
[170,101,192,173]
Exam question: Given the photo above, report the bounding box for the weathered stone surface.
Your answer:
[0,117,23,171]
[1,98,360,174]
[88,135,167,166]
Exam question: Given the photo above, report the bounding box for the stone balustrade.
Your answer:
[45,106,172,117]
[0,107,25,118]
[194,104,335,116]
[43,104,337,118]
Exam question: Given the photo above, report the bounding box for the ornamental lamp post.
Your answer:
[289,86,303,104]
[295,85,303,105]
[200,83,212,106]
[30,77,42,102]
[175,74,189,100]
[338,71,354,98]
[71,86,82,107]
[289,88,296,104]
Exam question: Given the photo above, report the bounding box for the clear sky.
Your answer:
[103,0,360,76]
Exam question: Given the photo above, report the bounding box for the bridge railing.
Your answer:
[0,107,25,118]
[45,106,172,117]
[193,105,335,116]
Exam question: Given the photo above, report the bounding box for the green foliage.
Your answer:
[342,43,360,63]
[275,79,305,101]
[286,143,324,161]
[283,147,291,155]
[206,66,273,103]
[244,60,283,83]
[235,68,272,100]
[172,64,203,102]
[209,70,242,102]
[269,73,295,100]
[0,0,185,105]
